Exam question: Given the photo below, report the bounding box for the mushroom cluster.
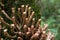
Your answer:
[0,5,54,40]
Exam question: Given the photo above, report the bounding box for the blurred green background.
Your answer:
[0,0,60,40]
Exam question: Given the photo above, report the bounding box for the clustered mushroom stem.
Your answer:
[25,5,28,13]
[0,38,3,40]
[0,16,11,27]
[11,8,15,16]
[21,5,24,14]
[51,35,54,40]
[42,24,48,31]
[27,11,34,26]
[28,7,31,18]
[32,18,35,25]
[1,10,12,21]
[12,16,17,27]
[18,8,20,15]
[39,31,46,40]
[12,8,20,25]
[0,2,4,7]
[31,25,35,34]
[18,8,21,22]
[11,8,19,24]
[36,19,41,29]
[12,16,20,31]
[28,11,34,22]
[22,12,26,26]
[4,29,16,39]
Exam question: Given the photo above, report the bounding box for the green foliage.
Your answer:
[38,0,60,40]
